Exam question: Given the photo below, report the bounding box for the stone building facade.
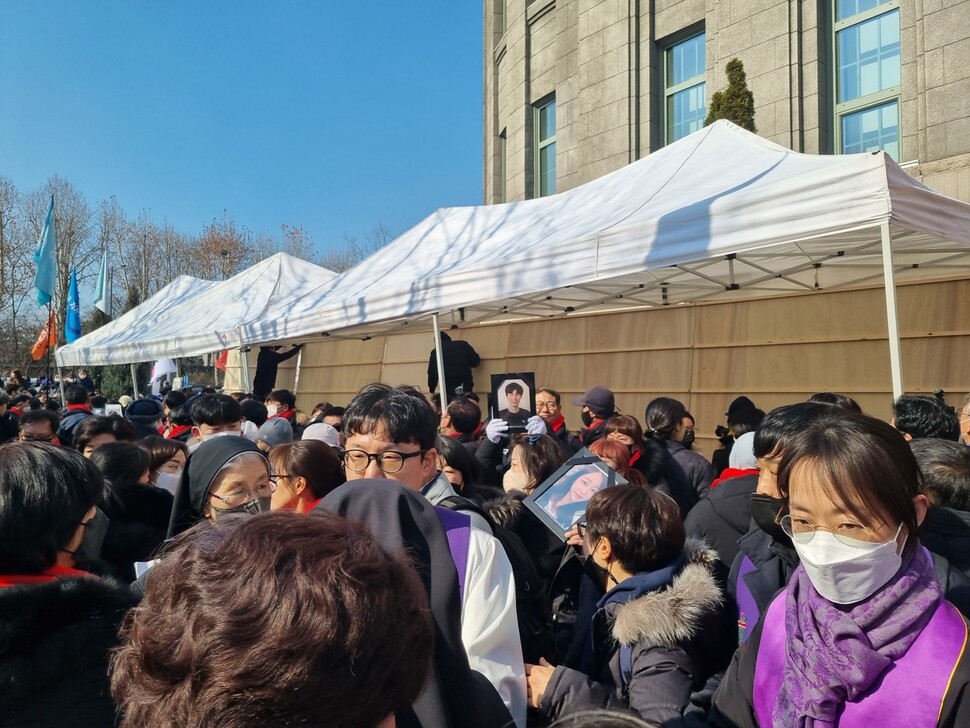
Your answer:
[483,0,970,205]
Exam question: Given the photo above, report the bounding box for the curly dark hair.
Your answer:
[111,510,434,728]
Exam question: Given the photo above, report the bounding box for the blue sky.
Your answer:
[0,2,483,253]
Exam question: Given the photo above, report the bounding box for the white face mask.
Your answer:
[203,430,242,441]
[153,470,182,495]
[240,420,259,441]
[792,524,906,605]
[266,404,279,417]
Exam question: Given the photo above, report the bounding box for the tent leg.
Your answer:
[130,363,139,399]
[293,347,304,395]
[240,348,252,395]
[880,222,904,399]
[432,313,448,414]
[58,368,66,405]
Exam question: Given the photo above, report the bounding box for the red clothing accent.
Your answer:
[10,407,23,417]
[711,467,759,490]
[0,565,89,588]
[629,448,642,467]
[304,498,322,513]
[471,421,484,439]
[66,404,93,414]
[270,408,296,421]
[548,414,566,433]
[165,424,191,440]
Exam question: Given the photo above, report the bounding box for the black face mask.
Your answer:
[583,552,619,590]
[581,410,595,427]
[681,430,695,449]
[750,493,791,546]
[213,497,271,519]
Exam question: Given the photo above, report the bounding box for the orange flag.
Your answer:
[215,350,229,372]
[31,312,57,361]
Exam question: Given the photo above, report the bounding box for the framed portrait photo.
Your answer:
[490,372,537,430]
[523,448,628,540]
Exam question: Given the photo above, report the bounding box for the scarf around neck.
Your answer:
[774,545,942,728]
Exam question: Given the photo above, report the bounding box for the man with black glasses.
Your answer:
[18,410,62,446]
[341,383,527,728]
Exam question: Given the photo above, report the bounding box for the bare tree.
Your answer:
[196,212,252,280]
[0,177,36,363]
[321,222,395,273]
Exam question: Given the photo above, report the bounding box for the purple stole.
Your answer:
[736,556,759,645]
[437,507,472,603]
[753,592,968,728]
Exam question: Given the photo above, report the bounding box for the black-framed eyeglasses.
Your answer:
[341,448,428,474]
[576,520,589,538]
[21,433,55,442]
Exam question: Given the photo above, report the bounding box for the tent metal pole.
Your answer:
[240,348,252,395]
[58,368,66,404]
[130,363,139,399]
[293,347,304,395]
[431,314,447,414]
[880,221,904,399]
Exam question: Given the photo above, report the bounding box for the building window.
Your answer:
[497,0,506,35]
[834,0,900,158]
[498,130,507,203]
[664,32,706,144]
[534,97,556,197]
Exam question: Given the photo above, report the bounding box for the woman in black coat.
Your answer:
[0,442,136,727]
[526,485,724,725]
[92,441,173,582]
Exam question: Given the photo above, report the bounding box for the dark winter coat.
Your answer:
[0,411,18,443]
[57,408,93,448]
[427,333,481,398]
[101,482,174,582]
[539,542,725,725]
[685,474,759,571]
[923,507,970,576]
[0,574,138,726]
[486,490,566,597]
[664,439,716,504]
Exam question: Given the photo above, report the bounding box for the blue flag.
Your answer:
[33,195,57,307]
[66,268,82,343]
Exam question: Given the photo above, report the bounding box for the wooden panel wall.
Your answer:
[228,277,970,460]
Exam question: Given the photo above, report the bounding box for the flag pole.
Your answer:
[46,301,52,392]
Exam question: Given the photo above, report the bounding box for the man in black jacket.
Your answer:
[253,345,302,402]
[911,438,970,583]
[0,392,18,444]
[428,332,480,401]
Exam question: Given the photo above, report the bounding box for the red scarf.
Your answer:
[711,467,759,490]
[270,408,296,421]
[629,448,642,467]
[471,421,484,439]
[66,404,93,414]
[548,414,566,433]
[0,564,89,588]
[165,424,191,440]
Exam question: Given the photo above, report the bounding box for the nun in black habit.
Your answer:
[318,479,516,728]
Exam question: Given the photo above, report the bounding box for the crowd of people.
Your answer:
[1,362,969,728]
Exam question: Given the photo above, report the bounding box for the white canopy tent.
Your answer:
[242,121,970,400]
[56,253,338,392]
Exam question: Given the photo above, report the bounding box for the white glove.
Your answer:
[525,415,548,437]
[485,418,509,444]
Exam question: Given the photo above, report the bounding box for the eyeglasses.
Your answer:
[209,480,278,508]
[780,514,879,545]
[341,448,428,474]
[535,401,559,411]
[576,520,588,538]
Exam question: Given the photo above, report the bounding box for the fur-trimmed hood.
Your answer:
[610,539,723,648]
[484,490,529,531]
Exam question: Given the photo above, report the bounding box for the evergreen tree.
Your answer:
[705,58,756,132]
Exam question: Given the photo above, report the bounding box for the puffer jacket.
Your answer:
[538,541,725,725]
[665,439,716,504]
[486,490,566,596]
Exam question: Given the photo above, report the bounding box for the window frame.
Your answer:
[533,96,556,198]
[832,0,901,157]
[663,31,707,145]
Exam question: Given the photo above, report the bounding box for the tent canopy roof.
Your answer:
[242,121,970,343]
[56,253,338,366]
